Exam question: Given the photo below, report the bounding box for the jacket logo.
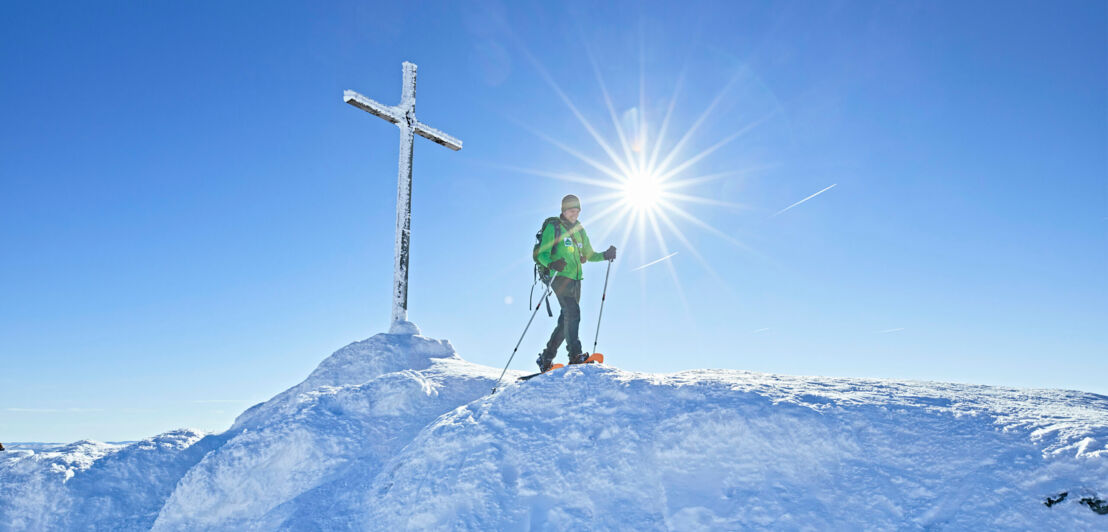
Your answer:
[563,237,573,247]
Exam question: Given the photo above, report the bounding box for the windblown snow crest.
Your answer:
[1,329,1106,531]
[230,330,462,431]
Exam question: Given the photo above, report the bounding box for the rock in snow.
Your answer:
[2,328,1106,530]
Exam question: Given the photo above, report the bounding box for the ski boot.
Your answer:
[537,352,557,373]
[569,352,605,365]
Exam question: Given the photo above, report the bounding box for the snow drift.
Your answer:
[2,328,1106,530]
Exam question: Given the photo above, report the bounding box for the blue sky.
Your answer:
[2,1,1104,442]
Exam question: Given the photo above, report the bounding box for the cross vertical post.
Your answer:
[344,62,462,334]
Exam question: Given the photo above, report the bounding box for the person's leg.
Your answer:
[562,280,584,363]
[539,311,564,367]
[539,279,569,369]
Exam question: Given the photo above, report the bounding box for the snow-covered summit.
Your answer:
[231,331,459,430]
[2,328,1106,530]
[371,365,1108,529]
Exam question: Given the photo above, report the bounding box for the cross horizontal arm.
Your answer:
[343,90,401,124]
[414,122,463,151]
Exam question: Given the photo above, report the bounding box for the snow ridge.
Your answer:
[0,430,221,530]
[2,329,1106,530]
[367,367,1108,529]
[231,332,458,431]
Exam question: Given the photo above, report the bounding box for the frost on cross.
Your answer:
[344,62,462,334]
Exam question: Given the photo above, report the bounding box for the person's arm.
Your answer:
[582,229,606,262]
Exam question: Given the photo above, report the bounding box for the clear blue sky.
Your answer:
[2,1,1104,442]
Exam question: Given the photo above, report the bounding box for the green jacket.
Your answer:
[536,216,606,281]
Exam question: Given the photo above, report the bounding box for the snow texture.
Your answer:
[2,328,1106,530]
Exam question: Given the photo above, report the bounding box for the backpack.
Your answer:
[530,217,562,316]
[532,217,562,279]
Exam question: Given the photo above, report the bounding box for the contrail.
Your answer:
[878,328,905,334]
[631,251,679,272]
[773,183,837,217]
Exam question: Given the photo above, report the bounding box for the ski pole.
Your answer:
[591,259,613,354]
[492,271,558,394]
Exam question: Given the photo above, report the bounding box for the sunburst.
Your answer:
[508,43,772,306]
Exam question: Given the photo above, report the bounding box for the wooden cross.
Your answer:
[344,62,462,334]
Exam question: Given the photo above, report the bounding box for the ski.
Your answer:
[517,363,563,382]
[517,353,604,381]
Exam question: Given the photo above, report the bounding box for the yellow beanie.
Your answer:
[561,194,581,212]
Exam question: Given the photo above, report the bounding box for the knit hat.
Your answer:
[561,194,581,212]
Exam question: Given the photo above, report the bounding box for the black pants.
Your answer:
[541,277,582,362]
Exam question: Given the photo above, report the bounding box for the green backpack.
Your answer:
[530,216,562,315]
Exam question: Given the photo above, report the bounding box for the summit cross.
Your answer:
[344,61,462,334]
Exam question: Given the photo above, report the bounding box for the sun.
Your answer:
[502,45,771,306]
[622,171,663,211]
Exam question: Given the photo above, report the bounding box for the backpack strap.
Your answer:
[529,266,538,311]
[549,217,562,260]
[566,222,586,264]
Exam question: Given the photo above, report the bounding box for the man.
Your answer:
[535,194,616,372]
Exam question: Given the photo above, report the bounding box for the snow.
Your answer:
[0,430,221,530]
[2,328,1106,530]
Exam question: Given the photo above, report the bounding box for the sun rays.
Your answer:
[507,42,774,305]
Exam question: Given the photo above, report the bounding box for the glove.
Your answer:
[548,258,567,272]
[602,245,617,261]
